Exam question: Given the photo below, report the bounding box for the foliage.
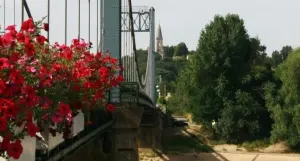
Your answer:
[0,18,122,159]
[264,48,300,148]
[171,14,274,143]
[174,42,188,57]
[271,45,293,67]
[157,97,166,105]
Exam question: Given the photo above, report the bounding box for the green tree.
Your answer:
[280,45,293,61]
[174,42,188,57]
[265,48,300,148]
[271,50,282,67]
[163,46,176,58]
[172,14,273,142]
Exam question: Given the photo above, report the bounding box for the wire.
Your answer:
[65,0,67,45]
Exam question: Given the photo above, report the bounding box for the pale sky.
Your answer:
[0,0,299,55]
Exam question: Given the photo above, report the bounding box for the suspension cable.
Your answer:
[128,0,145,88]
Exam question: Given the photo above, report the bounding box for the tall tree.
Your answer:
[265,48,300,148]
[174,42,188,57]
[271,50,281,67]
[172,14,273,142]
[280,45,293,61]
[163,46,176,58]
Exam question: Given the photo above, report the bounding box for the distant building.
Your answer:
[156,24,164,59]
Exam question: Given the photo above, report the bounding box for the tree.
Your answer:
[265,48,300,148]
[271,50,282,67]
[163,46,176,58]
[172,14,273,142]
[270,46,293,67]
[280,45,293,61]
[174,42,188,57]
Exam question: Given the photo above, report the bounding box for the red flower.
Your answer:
[36,35,47,45]
[21,18,34,32]
[43,23,49,31]
[0,80,6,94]
[0,58,9,70]
[98,67,109,78]
[24,42,35,56]
[107,104,115,112]
[7,140,23,160]
[58,102,70,116]
[0,134,11,150]
[16,32,25,43]
[51,113,63,123]
[5,25,16,31]
[5,103,19,118]
[9,69,24,84]
[9,52,20,63]
[26,122,39,137]
[0,117,7,132]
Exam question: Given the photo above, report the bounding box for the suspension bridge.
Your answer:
[0,0,167,161]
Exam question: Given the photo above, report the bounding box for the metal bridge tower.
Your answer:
[101,0,156,102]
[100,0,122,103]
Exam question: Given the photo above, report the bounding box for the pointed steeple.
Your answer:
[156,23,164,59]
[157,24,163,40]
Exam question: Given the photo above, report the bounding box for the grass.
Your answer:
[163,135,213,153]
[240,139,271,151]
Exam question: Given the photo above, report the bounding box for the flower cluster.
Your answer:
[0,18,123,159]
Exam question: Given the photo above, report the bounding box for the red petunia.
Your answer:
[21,18,34,32]
[98,67,109,78]
[36,35,47,45]
[0,80,6,94]
[58,102,70,116]
[43,23,49,31]
[0,117,7,132]
[107,104,115,112]
[9,52,20,63]
[16,32,25,43]
[0,134,11,150]
[26,122,39,137]
[7,140,23,159]
[5,25,16,31]
[9,69,24,84]
[24,42,35,56]
[0,58,10,70]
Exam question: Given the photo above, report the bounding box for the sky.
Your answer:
[0,0,299,55]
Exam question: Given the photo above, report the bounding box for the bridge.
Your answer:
[0,0,170,161]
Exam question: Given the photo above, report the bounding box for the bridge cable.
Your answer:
[78,0,81,39]
[64,0,67,45]
[47,0,50,41]
[127,0,146,88]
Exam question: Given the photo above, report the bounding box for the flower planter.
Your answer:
[8,135,36,161]
[71,111,85,137]
[0,135,36,161]
[0,121,37,161]
[36,123,64,151]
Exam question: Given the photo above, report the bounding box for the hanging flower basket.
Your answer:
[71,111,85,137]
[0,17,123,159]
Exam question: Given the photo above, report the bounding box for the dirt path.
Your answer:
[139,151,300,161]
[139,124,300,161]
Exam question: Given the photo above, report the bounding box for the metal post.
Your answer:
[14,0,15,25]
[47,0,50,41]
[21,0,24,23]
[65,0,67,45]
[3,0,5,29]
[78,0,80,39]
[88,0,90,52]
[149,7,156,102]
[96,0,99,52]
[102,0,121,103]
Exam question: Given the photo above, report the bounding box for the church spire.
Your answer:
[157,24,163,40]
[156,23,164,59]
